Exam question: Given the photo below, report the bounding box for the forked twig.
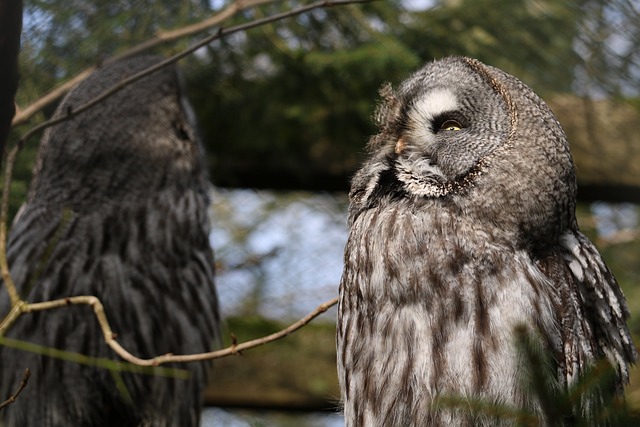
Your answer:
[0,0,352,371]
[1,295,338,366]
[12,0,373,130]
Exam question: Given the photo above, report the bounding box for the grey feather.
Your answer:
[0,56,219,427]
[337,56,636,426]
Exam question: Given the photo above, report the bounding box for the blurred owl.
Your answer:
[337,56,636,426]
[0,56,219,426]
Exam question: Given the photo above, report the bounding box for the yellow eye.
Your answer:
[440,120,462,131]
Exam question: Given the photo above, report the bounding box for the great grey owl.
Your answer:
[337,56,637,426]
[0,56,219,426]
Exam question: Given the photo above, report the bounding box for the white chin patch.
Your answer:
[396,157,448,197]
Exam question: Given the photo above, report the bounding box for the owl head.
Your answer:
[350,57,577,249]
[30,56,205,210]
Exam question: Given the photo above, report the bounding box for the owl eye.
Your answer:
[439,119,462,131]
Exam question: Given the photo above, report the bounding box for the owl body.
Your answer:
[337,57,636,426]
[0,57,219,426]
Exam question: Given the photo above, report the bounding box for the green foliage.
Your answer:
[8,0,213,218]
[187,34,419,186]
[22,0,210,80]
[210,316,339,412]
[402,0,582,94]
[13,0,637,194]
[513,326,630,427]
[183,0,595,189]
[7,2,640,418]
[0,335,189,379]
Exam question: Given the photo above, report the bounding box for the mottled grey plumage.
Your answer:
[337,56,636,426]
[0,56,219,426]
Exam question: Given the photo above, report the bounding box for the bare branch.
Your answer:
[17,0,375,148]
[12,69,96,127]
[8,294,338,366]
[11,0,277,127]
[0,146,20,308]
[131,0,275,55]
[0,337,189,378]
[0,369,30,411]
[144,296,339,365]
[0,304,24,337]
[0,0,357,374]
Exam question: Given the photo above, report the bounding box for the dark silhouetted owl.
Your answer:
[0,56,219,426]
[337,56,636,426]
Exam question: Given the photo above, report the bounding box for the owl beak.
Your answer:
[395,137,406,155]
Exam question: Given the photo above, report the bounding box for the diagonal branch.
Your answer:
[0,0,358,375]
[2,294,338,366]
[0,146,20,308]
[0,337,189,378]
[11,0,276,127]
[124,296,339,366]
[17,0,375,148]
[0,369,30,410]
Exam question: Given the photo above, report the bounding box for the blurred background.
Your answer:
[7,0,640,425]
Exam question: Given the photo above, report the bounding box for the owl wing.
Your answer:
[559,229,637,385]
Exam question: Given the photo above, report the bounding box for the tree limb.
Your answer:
[11,0,276,127]
[0,146,20,308]
[17,0,376,149]
[0,369,30,410]
[1,294,338,366]
[0,0,359,374]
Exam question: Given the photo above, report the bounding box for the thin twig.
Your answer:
[141,296,339,366]
[17,0,374,148]
[0,369,30,410]
[12,0,374,128]
[0,0,353,371]
[11,0,276,127]
[0,337,189,378]
[4,295,338,366]
[0,146,20,308]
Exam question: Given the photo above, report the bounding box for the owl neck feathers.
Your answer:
[394,156,485,199]
[349,155,485,225]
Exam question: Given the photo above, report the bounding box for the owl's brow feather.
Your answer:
[461,57,518,144]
